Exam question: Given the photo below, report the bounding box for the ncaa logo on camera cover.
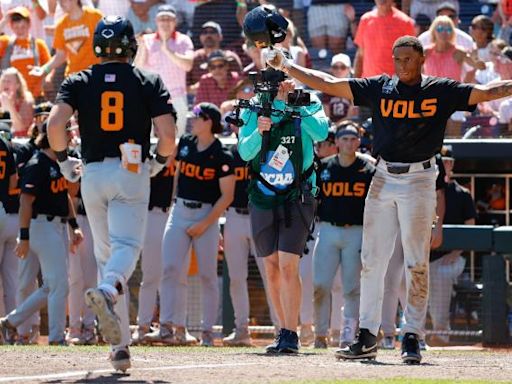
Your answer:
[258,151,295,196]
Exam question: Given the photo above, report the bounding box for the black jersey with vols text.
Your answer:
[349,75,476,162]
[56,62,176,163]
[149,159,175,209]
[176,134,234,204]
[318,154,374,225]
[230,144,250,209]
[0,137,16,209]
[21,151,69,217]
[430,180,477,262]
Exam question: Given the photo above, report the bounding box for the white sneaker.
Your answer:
[84,288,121,345]
[65,328,82,345]
[174,326,198,346]
[110,346,131,373]
[222,327,252,347]
[339,318,358,348]
[299,324,314,346]
[143,323,175,345]
[131,325,150,345]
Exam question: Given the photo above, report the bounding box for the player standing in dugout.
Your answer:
[265,35,512,364]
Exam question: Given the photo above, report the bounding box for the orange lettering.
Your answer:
[380,99,393,117]
[407,101,422,118]
[204,168,215,180]
[354,182,365,197]
[332,182,343,197]
[421,98,437,117]
[322,183,332,197]
[393,100,408,118]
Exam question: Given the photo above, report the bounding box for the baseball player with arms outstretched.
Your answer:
[47,16,176,372]
[265,35,512,364]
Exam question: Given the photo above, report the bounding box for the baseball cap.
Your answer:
[0,121,11,141]
[9,6,30,20]
[34,101,54,116]
[335,121,360,138]
[207,50,229,64]
[202,21,222,35]
[156,4,177,19]
[441,145,455,161]
[189,103,222,134]
[436,2,457,15]
[331,53,351,68]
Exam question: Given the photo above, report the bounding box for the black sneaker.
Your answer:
[278,329,300,354]
[401,333,422,364]
[335,328,377,360]
[266,328,284,354]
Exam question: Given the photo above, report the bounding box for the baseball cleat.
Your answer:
[314,335,328,349]
[222,327,252,347]
[401,333,422,365]
[335,328,377,360]
[265,328,284,354]
[278,329,300,354]
[85,288,121,345]
[110,347,131,373]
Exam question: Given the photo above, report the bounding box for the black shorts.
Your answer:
[249,195,317,258]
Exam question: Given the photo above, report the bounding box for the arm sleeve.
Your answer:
[55,75,78,111]
[147,74,176,118]
[348,77,380,107]
[216,148,235,178]
[20,161,44,195]
[237,100,262,161]
[444,79,477,112]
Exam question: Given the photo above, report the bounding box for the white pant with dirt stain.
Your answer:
[359,158,436,339]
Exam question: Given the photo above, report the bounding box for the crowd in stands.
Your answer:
[0,0,505,348]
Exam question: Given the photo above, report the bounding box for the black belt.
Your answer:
[183,201,202,209]
[379,159,432,174]
[149,205,170,213]
[33,214,67,224]
[231,207,249,215]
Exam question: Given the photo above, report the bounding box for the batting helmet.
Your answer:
[243,5,288,47]
[93,16,137,59]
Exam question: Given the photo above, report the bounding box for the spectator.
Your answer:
[29,0,103,96]
[187,21,242,95]
[307,0,356,53]
[127,0,160,36]
[0,67,34,137]
[353,0,415,78]
[321,53,355,123]
[423,16,484,81]
[414,14,431,36]
[0,7,51,102]
[134,4,194,137]
[191,0,240,49]
[195,50,240,108]
[0,0,47,40]
[427,147,476,346]
[418,3,476,53]
[404,0,459,22]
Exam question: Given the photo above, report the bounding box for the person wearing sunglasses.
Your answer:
[322,53,355,124]
[148,102,235,348]
[195,49,240,108]
[423,16,484,82]
[187,21,242,95]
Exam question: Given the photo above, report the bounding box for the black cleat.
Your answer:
[266,329,284,354]
[401,333,422,364]
[335,328,377,361]
[278,329,300,354]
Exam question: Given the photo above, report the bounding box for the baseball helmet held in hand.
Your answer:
[93,16,137,59]
[243,5,288,47]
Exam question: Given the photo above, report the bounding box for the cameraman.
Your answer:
[238,79,328,353]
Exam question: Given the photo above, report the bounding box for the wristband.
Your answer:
[68,218,79,230]
[19,228,29,240]
[55,150,68,162]
[155,152,168,165]
[236,2,247,8]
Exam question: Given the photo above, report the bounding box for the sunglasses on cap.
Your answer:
[436,25,453,33]
[192,105,210,120]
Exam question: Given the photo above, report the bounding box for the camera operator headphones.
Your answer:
[243,5,289,48]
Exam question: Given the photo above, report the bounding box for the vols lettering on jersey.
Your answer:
[176,134,234,204]
[317,154,374,225]
[379,98,437,118]
[50,177,68,194]
[56,63,176,164]
[230,145,250,209]
[348,75,476,163]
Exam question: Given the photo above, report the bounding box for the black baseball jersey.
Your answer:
[21,151,69,217]
[149,160,175,209]
[349,75,476,163]
[430,180,477,262]
[176,134,234,204]
[230,144,249,209]
[56,62,176,163]
[317,154,374,225]
[0,137,16,208]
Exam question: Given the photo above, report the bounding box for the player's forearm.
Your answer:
[473,80,512,103]
[44,50,66,73]
[286,64,348,98]
[203,193,234,227]
[153,114,177,157]
[47,103,74,152]
[18,194,34,230]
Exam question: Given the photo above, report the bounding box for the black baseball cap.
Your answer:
[189,102,222,133]
[34,101,54,116]
[335,121,360,138]
[207,50,229,64]
[156,4,177,19]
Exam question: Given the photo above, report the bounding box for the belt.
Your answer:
[177,199,203,209]
[230,207,249,215]
[378,158,433,175]
[33,214,67,224]
[329,222,355,228]
[149,205,170,213]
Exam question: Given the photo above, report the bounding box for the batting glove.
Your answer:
[264,48,291,71]
[149,156,166,177]
[57,157,82,182]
